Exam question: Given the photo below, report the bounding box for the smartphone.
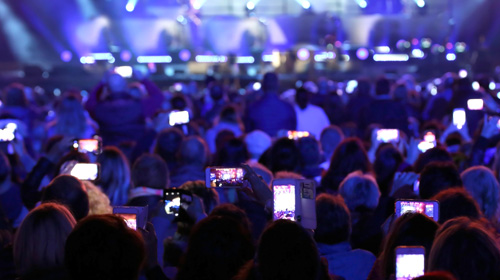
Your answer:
[72,137,102,154]
[395,246,425,280]
[376,129,400,143]
[0,123,16,142]
[453,108,466,129]
[395,200,439,222]
[114,66,133,78]
[205,167,245,188]
[287,130,310,140]
[164,189,192,216]
[70,163,100,181]
[423,131,436,143]
[272,179,317,229]
[169,110,190,126]
[467,99,484,110]
[113,206,148,230]
[418,140,435,153]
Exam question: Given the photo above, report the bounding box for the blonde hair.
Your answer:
[83,181,113,215]
[13,203,76,275]
[338,171,380,211]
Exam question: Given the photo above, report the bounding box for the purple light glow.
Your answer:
[120,50,132,62]
[297,48,310,61]
[356,48,369,60]
[60,51,72,62]
[179,49,191,62]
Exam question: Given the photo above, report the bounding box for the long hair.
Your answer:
[461,166,500,220]
[13,203,76,275]
[96,147,131,206]
[53,95,87,138]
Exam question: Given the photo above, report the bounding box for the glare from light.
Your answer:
[472,82,480,91]
[411,49,425,58]
[191,0,207,10]
[373,54,409,62]
[195,55,227,63]
[490,82,496,91]
[60,51,72,62]
[120,50,132,62]
[356,48,369,60]
[179,49,191,62]
[297,48,310,61]
[458,69,467,78]
[137,56,172,63]
[446,53,456,61]
[236,56,255,64]
[125,0,138,12]
[301,1,311,9]
[358,0,367,8]
[375,46,390,53]
[497,92,500,99]
[262,54,273,62]
[430,86,437,96]
[253,82,262,91]
[346,80,358,94]
[246,1,255,10]
[415,0,425,8]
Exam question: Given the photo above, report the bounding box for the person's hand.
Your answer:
[368,128,382,163]
[481,115,500,139]
[138,222,159,271]
[440,121,471,143]
[405,137,421,165]
[45,137,73,163]
[186,195,207,223]
[11,134,27,157]
[391,172,419,197]
[242,163,272,205]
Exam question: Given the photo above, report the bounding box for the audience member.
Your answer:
[41,175,89,221]
[96,146,132,206]
[431,188,481,224]
[170,136,208,188]
[294,87,330,139]
[319,125,344,170]
[461,166,500,220]
[419,162,463,199]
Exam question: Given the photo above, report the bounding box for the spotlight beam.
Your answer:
[126,0,138,12]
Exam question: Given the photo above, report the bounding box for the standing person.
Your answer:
[244,72,296,137]
[294,87,330,139]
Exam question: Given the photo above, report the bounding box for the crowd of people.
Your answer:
[1,68,500,280]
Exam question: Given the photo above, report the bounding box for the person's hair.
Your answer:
[65,215,145,280]
[314,194,351,245]
[431,188,481,224]
[131,154,169,190]
[393,83,408,102]
[413,147,453,173]
[209,203,252,236]
[154,127,185,170]
[244,130,272,160]
[82,181,112,215]
[52,95,88,138]
[41,175,89,221]
[419,162,463,199]
[96,147,131,206]
[321,137,372,192]
[3,83,28,107]
[179,180,219,214]
[319,125,344,160]
[176,216,254,280]
[209,84,224,101]
[214,137,249,167]
[256,220,322,280]
[178,136,209,167]
[215,105,244,129]
[54,151,90,178]
[273,171,304,179]
[170,94,188,111]
[378,213,439,280]
[338,171,380,211]
[429,217,500,280]
[298,136,321,168]
[374,144,403,196]
[262,72,279,93]
[413,272,457,280]
[295,87,309,109]
[13,203,76,276]
[268,138,300,174]
[461,166,500,219]
[375,77,391,96]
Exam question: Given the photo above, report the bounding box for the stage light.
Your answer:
[253,82,262,91]
[421,38,432,48]
[446,53,456,61]
[126,0,138,12]
[415,0,425,8]
[472,82,480,91]
[373,54,409,62]
[456,42,466,53]
[446,42,453,50]
[301,1,311,9]
[358,0,367,8]
[262,54,273,62]
[192,0,207,10]
[458,69,467,78]
[356,48,369,60]
[297,48,310,61]
[60,51,72,62]
[375,46,390,53]
[346,80,358,94]
[137,56,172,63]
[179,49,191,62]
[246,1,255,10]
[490,82,496,91]
[195,55,227,63]
[411,49,425,58]
[236,56,255,64]
[120,50,132,62]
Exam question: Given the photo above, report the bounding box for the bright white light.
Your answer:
[497,92,500,99]
[446,53,456,61]
[301,1,311,9]
[192,0,207,10]
[262,54,273,62]
[375,46,391,53]
[236,56,255,64]
[458,69,468,78]
[489,82,496,91]
[137,56,172,63]
[411,49,425,58]
[373,54,409,62]
[431,86,437,96]
[125,0,138,12]
[415,0,425,8]
[472,82,480,91]
[246,1,255,10]
[195,55,227,63]
[253,82,262,91]
[346,80,358,94]
[358,0,367,8]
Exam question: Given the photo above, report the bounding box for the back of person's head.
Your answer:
[338,171,380,211]
[413,147,453,173]
[54,95,87,138]
[431,188,481,224]
[356,79,371,97]
[41,175,89,221]
[295,87,309,109]
[262,72,279,94]
[3,83,28,107]
[320,125,344,160]
[65,214,145,280]
[374,144,403,196]
[314,194,351,245]
[209,203,252,235]
[379,213,439,279]
[154,127,185,168]
[429,217,500,280]
[14,203,76,276]
[419,162,462,199]
[414,272,457,280]
[171,95,188,111]
[214,138,249,167]
[393,83,408,102]
[179,180,219,214]
[268,138,300,173]
[176,216,254,280]
[218,105,241,125]
[107,74,128,94]
[321,137,372,192]
[375,77,391,96]
[298,136,321,167]
[178,136,208,167]
[210,84,224,101]
[82,181,113,215]
[131,154,169,190]
[245,130,272,160]
[257,220,321,280]
[96,146,131,206]
[461,166,500,219]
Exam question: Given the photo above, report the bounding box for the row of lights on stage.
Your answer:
[356,0,425,9]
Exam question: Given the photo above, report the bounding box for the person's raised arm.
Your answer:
[135,69,164,119]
